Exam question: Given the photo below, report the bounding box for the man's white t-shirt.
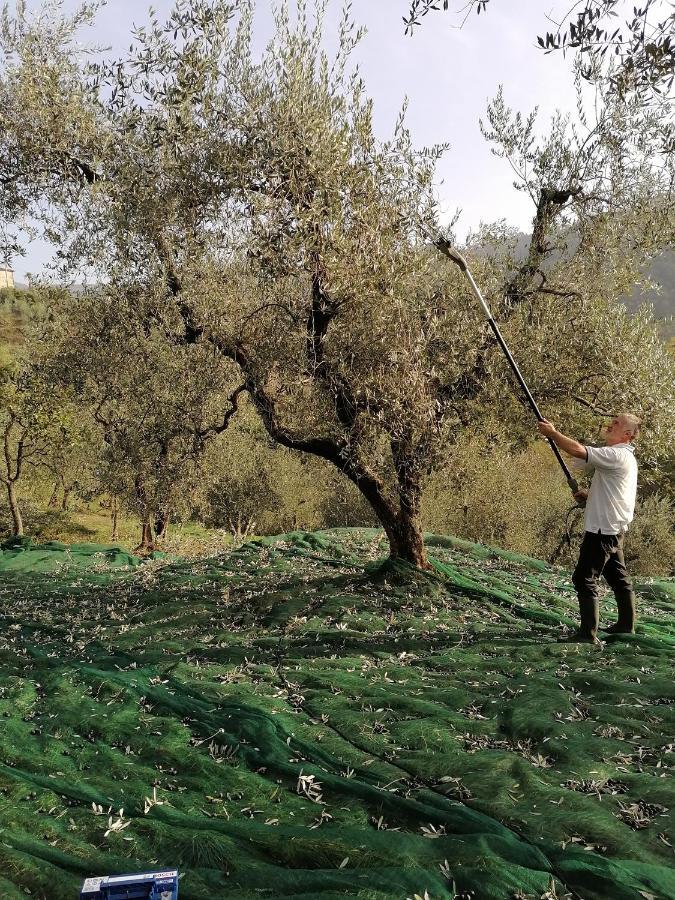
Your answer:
[573,443,638,535]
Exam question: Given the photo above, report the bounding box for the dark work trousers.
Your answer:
[572,531,636,638]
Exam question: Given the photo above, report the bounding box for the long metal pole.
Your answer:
[431,238,579,495]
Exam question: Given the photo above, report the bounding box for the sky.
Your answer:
[9,0,579,281]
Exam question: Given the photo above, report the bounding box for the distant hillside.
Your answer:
[624,251,675,338]
[507,235,674,340]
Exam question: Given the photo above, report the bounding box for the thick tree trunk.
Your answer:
[61,485,72,511]
[216,339,430,569]
[385,510,428,569]
[385,439,429,569]
[352,470,429,569]
[7,482,23,536]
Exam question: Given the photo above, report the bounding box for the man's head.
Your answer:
[604,413,641,446]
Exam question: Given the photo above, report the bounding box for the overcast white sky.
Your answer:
[11,0,579,280]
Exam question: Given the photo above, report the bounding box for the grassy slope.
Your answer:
[0,506,234,559]
[0,530,673,900]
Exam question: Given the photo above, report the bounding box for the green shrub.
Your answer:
[624,494,675,576]
[422,433,572,560]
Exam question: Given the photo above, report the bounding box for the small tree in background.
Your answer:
[39,283,244,549]
[0,362,81,536]
[197,401,377,537]
[0,283,83,536]
[624,495,675,576]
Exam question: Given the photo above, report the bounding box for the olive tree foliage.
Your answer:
[38,284,245,549]
[0,0,247,548]
[0,339,85,537]
[0,0,456,566]
[0,1,674,567]
[0,286,99,513]
[0,283,86,536]
[0,367,44,535]
[192,3,671,564]
[32,404,100,511]
[422,423,573,559]
[0,1,106,265]
[0,0,246,281]
[197,399,378,537]
[466,82,675,466]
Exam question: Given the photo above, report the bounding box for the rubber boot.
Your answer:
[605,590,636,634]
[577,593,599,641]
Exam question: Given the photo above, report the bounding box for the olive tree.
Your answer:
[197,3,674,564]
[0,282,84,536]
[0,356,79,536]
[0,387,37,535]
[38,283,244,549]
[0,0,246,548]
[1,0,673,567]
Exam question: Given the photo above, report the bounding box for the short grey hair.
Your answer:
[619,413,641,439]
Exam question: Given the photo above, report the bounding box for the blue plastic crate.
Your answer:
[80,869,179,899]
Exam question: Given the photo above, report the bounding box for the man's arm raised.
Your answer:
[537,419,588,460]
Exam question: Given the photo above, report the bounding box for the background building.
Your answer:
[0,263,14,289]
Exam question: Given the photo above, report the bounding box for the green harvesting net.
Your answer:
[0,530,673,899]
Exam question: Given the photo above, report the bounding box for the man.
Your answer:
[537,414,640,643]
